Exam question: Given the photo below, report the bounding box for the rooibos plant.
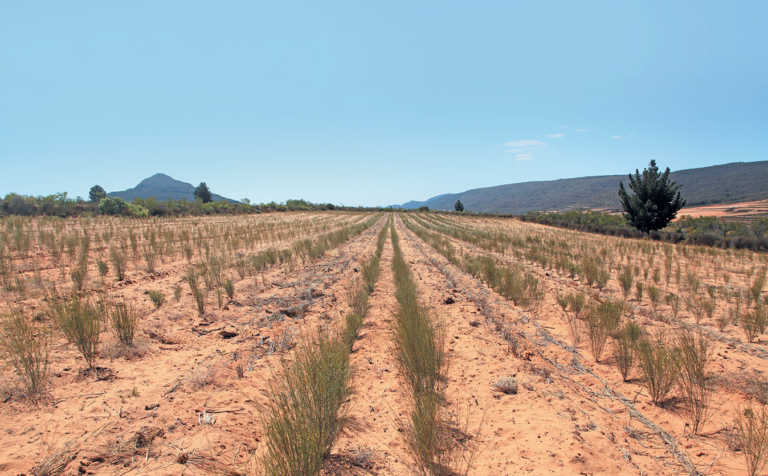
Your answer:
[677,329,710,434]
[110,246,126,281]
[110,302,139,346]
[735,404,768,476]
[148,290,165,310]
[613,321,642,381]
[262,331,349,476]
[0,308,50,395]
[584,299,623,362]
[636,331,679,406]
[50,296,102,369]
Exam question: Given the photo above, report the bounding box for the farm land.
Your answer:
[1,211,767,475]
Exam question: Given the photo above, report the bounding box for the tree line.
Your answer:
[0,184,370,218]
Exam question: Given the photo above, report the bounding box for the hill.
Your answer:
[109,173,237,203]
[396,161,768,214]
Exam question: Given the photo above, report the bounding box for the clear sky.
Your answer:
[2,1,766,206]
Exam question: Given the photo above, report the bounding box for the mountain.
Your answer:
[395,161,768,214]
[109,173,237,203]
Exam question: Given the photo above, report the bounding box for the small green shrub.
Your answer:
[110,246,126,281]
[97,260,109,280]
[618,266,634,299]
[584,299,623,362]
[347,282,369,318]
[262,331,350,476]
[613,321,642,381]
[636,332,679,405]
[677,329,710,434]
[742,307,767,343]
[50,297,102,369]
[148,290,165,310]
[0,308,50,395]
[735,404,768,476]
[110,302,139,346]
[186,270,205,316]
[223,279,235,300]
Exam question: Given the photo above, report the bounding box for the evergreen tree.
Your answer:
[88,185,106,203]
[454,200,464,212]
[618,160,685,233]
[194,182,212,203]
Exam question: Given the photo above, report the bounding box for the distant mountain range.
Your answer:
[395,161,768,214]
[109,173,237,203]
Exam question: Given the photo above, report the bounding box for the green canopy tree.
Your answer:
[89,185,106,203]
[618,160,685,233]
[454,200,464,212]
[194,182,212,203]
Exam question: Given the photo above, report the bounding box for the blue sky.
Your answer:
[2,1,767,206]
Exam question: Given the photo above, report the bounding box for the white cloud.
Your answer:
[611,135,622,140]
[504,138,547,160]
[574,128,589,133]
[545,133,565,139]
[504,139,546,148]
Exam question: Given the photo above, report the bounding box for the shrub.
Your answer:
[262,331,349,476]
[98,197,129,216]
[613,321,642,381]
[618,266,633,299]
[0,308,49,395]
[343,313,364,349]
[751,270,767,306]
[677,329,710,434]
[494,376,518,394]
[110,302,139,346]
[636,332,679,405]
[109,246,126,281]
[347,281,369,318]
[647,285,660,315]
[143,246,157,273]
[734,404,768,476]
[584,299,623,362]
[173,285,182,302]
[98,197,148,217]
[223,279,235,300]
[561,293,586,347]
[742,307,767,343]
[186,270,206,316]
[70,267,87,293]
[97,260,109,280]
[50,297,102,369]
[148,290,165,310]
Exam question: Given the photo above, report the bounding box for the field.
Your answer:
[1,211,768,475]
[678,200,768,221]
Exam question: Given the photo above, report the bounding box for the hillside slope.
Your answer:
[109,173,236,203]
[397,161,768,214]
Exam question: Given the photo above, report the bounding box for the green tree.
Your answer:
[618,160,685,234]
[88,185,106,203]
[98,197,129,215]
[194,182,212,203]
[454,200,464,212]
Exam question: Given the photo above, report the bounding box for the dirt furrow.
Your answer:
[328,232,415,475]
